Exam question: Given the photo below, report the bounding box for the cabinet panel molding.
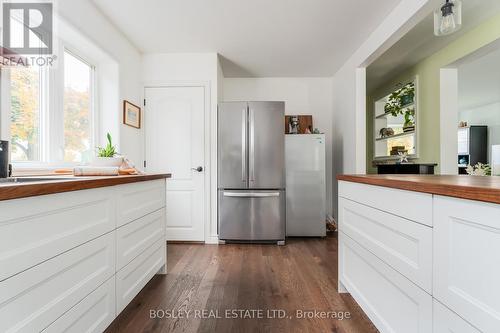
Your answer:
[117,180,166,227]
[116,208,166,270]
[116,238,166,313]
[340,197,432,292]
[42,277,116,333]
[339,232,432,333]
[433,196,500,333]
[339,181,432,226]
[0,187,115,281]
[0,233,115,333]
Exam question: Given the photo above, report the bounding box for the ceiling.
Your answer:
[91,0,401,77]
[458,46,500,111]
[367,0,500,92]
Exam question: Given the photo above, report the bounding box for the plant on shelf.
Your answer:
[384,82,415,132]
[403,109,415,132]
[398,82,415,107]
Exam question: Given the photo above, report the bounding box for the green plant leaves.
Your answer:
[384,82,415,123]
[97,132,117,157]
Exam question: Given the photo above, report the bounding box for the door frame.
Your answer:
[143,81,212,243]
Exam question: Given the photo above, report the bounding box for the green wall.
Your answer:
[367,12,500,174]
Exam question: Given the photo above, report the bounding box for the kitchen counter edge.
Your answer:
[337,174,500,205]
[0,174,171,201]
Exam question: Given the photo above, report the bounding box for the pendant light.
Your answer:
[434,0,462,36]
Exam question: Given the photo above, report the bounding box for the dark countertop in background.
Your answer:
[338,174,500,205]
[0,174,171,201]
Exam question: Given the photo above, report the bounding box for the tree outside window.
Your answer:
[8,50,95,164]
[10,67,41,162]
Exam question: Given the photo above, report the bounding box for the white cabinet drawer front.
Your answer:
[0,233,115,333]
[339,233,432,333]
[433,196,500,333]
[338,181,432,226]
[42,277,115,333]
[116,208,166,270]
[117,180,166,227]
[339,198,433,292]
[116,238,166,313]
[0,188,115,281]
[433,300,480,333]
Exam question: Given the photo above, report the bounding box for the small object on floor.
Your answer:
[326,215,337,232]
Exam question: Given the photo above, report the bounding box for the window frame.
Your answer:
[9,40,99,171]
[57,45,98,164]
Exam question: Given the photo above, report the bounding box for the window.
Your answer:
[9,66,42,162]
[63,51,93,162]
[8,49,96,166]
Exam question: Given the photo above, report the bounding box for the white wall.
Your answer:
[223,77,334,216]
[57,0,143,166]
[217,56,224,102]
[459,102,500,163]
[440,69,459,174]
[142,53,220,244]
[331,0,436,218]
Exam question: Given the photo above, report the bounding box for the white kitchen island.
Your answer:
[337,174,500,333]
[0,174,170,333]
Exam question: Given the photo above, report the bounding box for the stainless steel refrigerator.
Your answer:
[218,101,285,244]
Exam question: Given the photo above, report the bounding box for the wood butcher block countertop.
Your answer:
[0,174,171,201]
[337,174,500,205]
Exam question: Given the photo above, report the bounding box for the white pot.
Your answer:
[92,156,123,167]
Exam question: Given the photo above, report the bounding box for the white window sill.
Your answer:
[11,163,81,176]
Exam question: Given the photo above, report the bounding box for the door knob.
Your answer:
[192,166,203,172]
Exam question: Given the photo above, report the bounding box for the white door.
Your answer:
[144,86,205,241]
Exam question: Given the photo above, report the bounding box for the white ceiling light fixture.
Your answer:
[434,0,462,36]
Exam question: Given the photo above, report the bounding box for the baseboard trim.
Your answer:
[167,240,205,244]
[205,235,219,244]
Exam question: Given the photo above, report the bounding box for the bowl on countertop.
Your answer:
[92,156,123,167]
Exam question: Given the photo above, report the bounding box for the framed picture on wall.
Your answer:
[123,100,141,128]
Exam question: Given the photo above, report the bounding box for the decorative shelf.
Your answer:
[375,112,393,119]
[375,103,415,119]
[373,77,418,160]
[376,130,415,141]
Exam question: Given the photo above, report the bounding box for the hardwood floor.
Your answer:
[105,234,378,333]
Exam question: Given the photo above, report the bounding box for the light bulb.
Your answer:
[440,14,456,35]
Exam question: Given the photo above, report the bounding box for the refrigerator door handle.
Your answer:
[249,108,255,182]
[241,108,247,183]
[223,191,280,198]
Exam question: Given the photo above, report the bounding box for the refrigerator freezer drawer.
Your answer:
[218,190,285,241]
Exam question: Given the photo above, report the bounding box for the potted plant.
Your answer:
[93,133,123,167]
[398,82,414,107]
[403,109,415,132]
[384,82,415,132]
[466,162,491,176]
[384,82,415,116]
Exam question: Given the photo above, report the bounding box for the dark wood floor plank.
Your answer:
[105,234,378,333]
[197,245,236,333]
